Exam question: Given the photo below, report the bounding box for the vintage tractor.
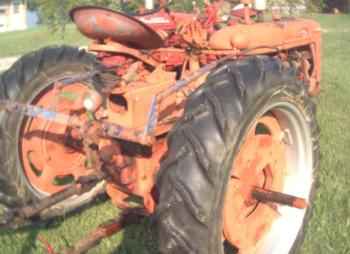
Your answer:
[0,0,321,253]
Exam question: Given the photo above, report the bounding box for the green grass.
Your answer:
[0,14,350,254]
[301,13,350,254]
[0,25,88,58]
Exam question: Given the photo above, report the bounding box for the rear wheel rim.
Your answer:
[223,101,314,254]
[18,82,91,195]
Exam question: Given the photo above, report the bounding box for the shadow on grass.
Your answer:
[111,220,238,254]
[0,220,62,254]
[0,195,239,254]
[112,218,158,254]
[0,194,110,254]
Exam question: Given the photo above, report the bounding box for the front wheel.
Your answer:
[0,46,105,223]
[156,56,320,254]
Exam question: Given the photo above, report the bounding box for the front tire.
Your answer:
[156,56,320,254]
[0,46,105,223]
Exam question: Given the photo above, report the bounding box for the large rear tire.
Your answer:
[0,46,105,224]
[156,56,320,254]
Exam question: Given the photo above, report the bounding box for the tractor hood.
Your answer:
[70,6,164,49]
[209,18,322,50]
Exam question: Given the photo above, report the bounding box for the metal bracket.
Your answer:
[143,56,232,137]
[0,173,106,230]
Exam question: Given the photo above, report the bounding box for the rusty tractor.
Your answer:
[0,0,321,253]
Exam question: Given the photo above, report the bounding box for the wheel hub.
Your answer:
[19,83,91,194]
[223,115,287,253]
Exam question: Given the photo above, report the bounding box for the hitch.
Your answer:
[0,172,106,229]
[62,208,147,254]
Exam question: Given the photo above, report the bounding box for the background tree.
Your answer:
[327,0,350,12]
[33,0,121,34]
[34,0,344,35]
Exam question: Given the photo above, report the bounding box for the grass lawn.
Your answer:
[0,14,350,254]
[0,25,88,58]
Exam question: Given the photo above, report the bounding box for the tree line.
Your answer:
[27,0,350,33]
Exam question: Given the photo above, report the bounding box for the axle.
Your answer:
[231,176,308,209]
[252,187,308,209]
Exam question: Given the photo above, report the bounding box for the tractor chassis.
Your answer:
[0,61,308,253]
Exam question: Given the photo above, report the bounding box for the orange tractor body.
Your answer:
[0,1,322,253]
[68,4,322,213]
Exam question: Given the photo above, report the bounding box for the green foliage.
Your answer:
[267,0,350,12]
[267,0,323,12]
[33,0,204,33]
[120,0,144,12]
[326,0,350,12]
[303,0,350,12]
[32,0,342,34]
[27,0,39,10]
[170,0,200,11]
[309,0,327,11]
[33,0,120,34]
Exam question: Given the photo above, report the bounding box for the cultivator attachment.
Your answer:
[0,172,106,229]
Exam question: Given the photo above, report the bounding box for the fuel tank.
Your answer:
[209,18,321,50]
[70,6,164,49]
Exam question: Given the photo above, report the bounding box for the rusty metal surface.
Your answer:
[70,6,164,49]
[89,40,159,66]
[63,208,147,254]
[0,173,106,229]
[251,187,308,209]
[143,56,232,136]
[0,99,151,144]
[209,18,321,50]
[0,3,323,249]
[224,115,287,251]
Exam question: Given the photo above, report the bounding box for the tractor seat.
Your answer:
[70,6,164,50]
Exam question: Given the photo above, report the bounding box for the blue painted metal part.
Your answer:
[1,100,72,125]
[0,100,147,144]
[143,95,158,136]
